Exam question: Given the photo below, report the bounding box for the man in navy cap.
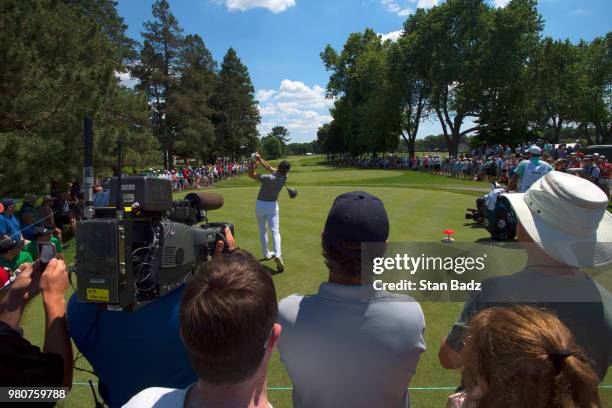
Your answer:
[0,199,23,241]
[277,191,426,408]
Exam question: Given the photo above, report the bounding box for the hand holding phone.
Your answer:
[38,242,57,270]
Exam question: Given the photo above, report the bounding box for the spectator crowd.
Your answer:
[335,140,611,198]
[139,160,248,191]
[0,148,610,408]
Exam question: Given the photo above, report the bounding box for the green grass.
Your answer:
[19,155,611,407]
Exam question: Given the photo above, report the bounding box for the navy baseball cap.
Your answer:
[0,238,24,254]
[33,226,54,239]
[1,198,15,207]
[278,160,291,171]
[323,191,389,253]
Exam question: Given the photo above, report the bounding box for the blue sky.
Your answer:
[117,0,612,143]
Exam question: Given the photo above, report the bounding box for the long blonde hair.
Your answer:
[461,306,600,408]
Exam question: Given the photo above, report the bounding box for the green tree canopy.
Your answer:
[213,47,261,160]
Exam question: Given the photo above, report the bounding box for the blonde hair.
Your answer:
[462,306,600,408]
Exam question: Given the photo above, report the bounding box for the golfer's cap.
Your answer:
[0,238,24,254]
[526,145,541,155]
[323,191,389,251]
[24,194,38,204]
[1,198,15,207]
[33,226,54,239]
[279,160,291,171]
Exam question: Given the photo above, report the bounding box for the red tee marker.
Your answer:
[442,229,455,243]
[0,203,4,214]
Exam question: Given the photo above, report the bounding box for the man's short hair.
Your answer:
[179,250,277,384]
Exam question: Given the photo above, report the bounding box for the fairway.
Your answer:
[20,156,611,407]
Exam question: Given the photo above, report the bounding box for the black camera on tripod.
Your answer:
[74,118,233,310]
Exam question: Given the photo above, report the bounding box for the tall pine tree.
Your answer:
[131,0,183,169]
[213,48,261,160]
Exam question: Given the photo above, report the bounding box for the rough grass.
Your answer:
[18,155,611,407]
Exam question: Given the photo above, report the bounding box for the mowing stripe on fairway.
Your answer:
[70,383,612,390]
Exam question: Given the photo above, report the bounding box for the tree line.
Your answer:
[0,0,261,196]
[317,0,611,158]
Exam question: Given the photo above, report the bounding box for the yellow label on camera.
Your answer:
[86,288,109,302]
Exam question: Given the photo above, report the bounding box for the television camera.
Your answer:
[74,118,232,310]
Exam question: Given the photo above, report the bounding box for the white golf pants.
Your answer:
[256,200,281,258]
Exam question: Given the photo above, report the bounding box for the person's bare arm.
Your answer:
[0,263,39,329]
[438,338,464,369]
[39,259,73,388]
[257,154,277,173]
[508,173,519,191]
[248,161,260,181]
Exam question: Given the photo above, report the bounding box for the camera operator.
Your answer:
[124,240,280,408]
[67,227,236,407]
[0,259,73,391]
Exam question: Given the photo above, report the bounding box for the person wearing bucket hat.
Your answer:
[508,145,552,193]
[277,191,426,408]
[440,171,612,379]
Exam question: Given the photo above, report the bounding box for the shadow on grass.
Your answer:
[260,263,283,276]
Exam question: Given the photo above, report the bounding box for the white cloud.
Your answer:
[256,79,334,142]
[570,8,591,15]
[380,0,437,16]
[416,0,438,8]
[379,30,403,42]
[492,0,510,7]
[256,89,276,102]
[381,0,401,13]
[115,71,138,88]
[221,0,295,13]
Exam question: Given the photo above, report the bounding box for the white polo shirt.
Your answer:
[123,386,190,408]
[277,282,426,408]
[123,386,273,408]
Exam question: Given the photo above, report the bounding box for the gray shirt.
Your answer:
[446,268,612,379]
[278,283,426,408]
[256,173,287,202]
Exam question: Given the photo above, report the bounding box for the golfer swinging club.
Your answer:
[248,152,291,273]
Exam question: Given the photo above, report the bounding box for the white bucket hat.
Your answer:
[503,171,612,267]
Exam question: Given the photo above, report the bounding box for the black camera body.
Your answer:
[75,176,232,310]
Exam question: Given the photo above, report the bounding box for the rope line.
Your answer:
[69,383,612,390]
